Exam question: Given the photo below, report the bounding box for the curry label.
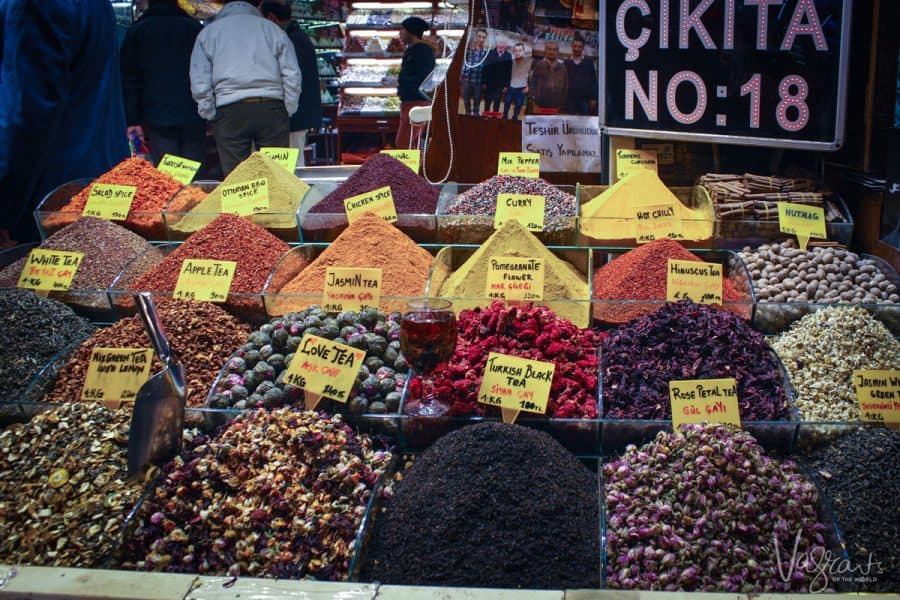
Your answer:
[494,194,545,231]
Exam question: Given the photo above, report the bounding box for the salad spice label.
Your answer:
[669,377,741,428]
[17,249,83,292]
[853,369,900,423]
[82,183,136,220]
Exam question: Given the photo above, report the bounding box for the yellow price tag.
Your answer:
[322,267,382,313]
[157,154,201,185]
[633,203,685,244]
[669,378,741,428]
[219,178,270,216]
[778,202,826,250]
[494,194,545,231]
[854,369,900,423]
[485,257,544,301]
[81,348,154,403]
[17,249,84,292]
[282,334,366,408]
[82,183,136,220]
[616,149,658,180]
[478,352,555,424]
[666,259,723,305]
[497,152,540,178]
[381,149,421,173]
[260,147,300,173]
[343,186,398,223]
[173,259,236,302]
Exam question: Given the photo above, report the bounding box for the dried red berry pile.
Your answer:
[407,302,599,418]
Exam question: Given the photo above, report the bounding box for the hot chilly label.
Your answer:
[477,352,555,423]
[282,334,365,403]
[854,369,900,424]
[633,203,684,244]
[666,259,723,305]
[494,194,546,231]
[173,259,236,302]
[343,186,398,224]
[669,377,741,428]
[322,267,382,313]
[497,152,541,178]
[17,249,84,292]
[485,257,544,302]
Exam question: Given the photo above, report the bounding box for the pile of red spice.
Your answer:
[593,239,748,323]
[407,302,599,418]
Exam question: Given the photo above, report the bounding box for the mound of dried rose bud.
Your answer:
[122,409,392,580]
[605,424,829,592]
[406,302,599,418]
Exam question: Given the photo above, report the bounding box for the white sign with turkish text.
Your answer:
[521,116,602,174]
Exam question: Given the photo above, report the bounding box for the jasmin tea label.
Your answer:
[486,257,544,301]
[494,194,545,231]
[220,178,270,216]
[157,154,201,185]
[173,259,236,302]
[666,259,723,305]
[669,378,741,428]
[478,352,555,424]
[283,334,365,405]
[322,267,382,313]
[17,249,84,292]
[616,148,658,180]
[497,152,540,178]
[260,147,300,173]
[381,149,421,173]
[777,202,826,250]
[81,348,154,403]
[343,186,398,224]
[82,183,136,220]
[854,369,900,423]
[633,203,684,244]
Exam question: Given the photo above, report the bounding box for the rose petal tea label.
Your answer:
[486,257,544,301]
[220,178,270,216]
[494,194,545,231]
[157,154,201,185]
[497,152,540,178]
[173,259,236,302]
[616,148,658,180]
[343,186,398,224]
[854,369,900,423]
[666,259,723,305]
[17,249,84,292]
[323,267,382,312]
[260,147,300,173]
[82,183,136,220]
[633,203,685,244]
[670,378,741,428]
[381,149,421,173]
[282,334,365,403]
[778,202,826,250]
[81,347,154,403]
[478,352,555,423]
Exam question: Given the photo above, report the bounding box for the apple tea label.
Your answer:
[173,259,236,302]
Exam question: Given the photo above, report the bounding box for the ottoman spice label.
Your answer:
[497,152,540,178]
[478,352,555,423]
[633,203,684,244]
[494,194,545,231]
[322,267,382,312]
[343,186,398,223]
[173,259,236,302]
[486,257,544,301]
[157,154,201,185]
[778,201,826,250]
[854,369,900,423]
[220,178,270,216]
[17,249,83,291]
[669,378,741,428]
[80,347,153,403]
[82,183,136,220]
[666,259,723,305]
[283,333,365,409]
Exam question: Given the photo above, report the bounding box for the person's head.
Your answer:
[496,39,508,54]
[260,1,291,26]
[225,0,262,5]
[544,41,559,62]
[512,42,525,59]
[400,17,429,43]
[473,28,487,49]
[571,34,584,58]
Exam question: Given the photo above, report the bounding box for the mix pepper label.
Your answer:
[494,194,545,231]
[322,267,382,313]
[485,257,544,301]
[854,369,900,423]
[17,249,84,292]
[669,377,741,428]
[81,347,154,403]
[260,147,300,173]
[777,202,826,250]
[381,149,421,173]
[666,259,723,305]
[616,148,658,180]
[497,152,540,178]
[633,203,685,244]
[478,352,555,424]
[220,178,270,216]
[173,259,236,302]
[157,154,201,185]
[82,183,136,220]
[343,186,398,223]
[282,334,365,405]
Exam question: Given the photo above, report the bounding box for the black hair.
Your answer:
[260,1,291,19]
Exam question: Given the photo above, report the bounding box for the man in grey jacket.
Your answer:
[190,0,301,175]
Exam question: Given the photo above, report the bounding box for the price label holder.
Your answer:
[478,352,555,424]
[381,149,421,173]
[485,257,544,301]
[260,147,300,173]
[633,203,684,244]
[494,194,545,231]
[854,369,900,424]
[157,154,201,185]
[343,186,398,223]
[616,148,658,180]
[669,378,741,428]
[282,333,366,410]
[497,152,540,178]
[173,259,236,302]
[778,202,826,250]
[81,347,154,405]
[666,259,723,305]
[322,267,382,312]
[17,249,84,292]
[82,184,136,220]
[220,178,270,216]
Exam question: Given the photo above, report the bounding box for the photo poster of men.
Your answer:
[457,0,598,120]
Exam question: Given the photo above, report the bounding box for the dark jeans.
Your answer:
[503,86,526,120]
[568,98,592,116]
[460,80,483,115]
[145,124,207,169]
[484,88,504,113]
[212,99,289,175]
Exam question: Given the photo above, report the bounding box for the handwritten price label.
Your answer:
[82,184,136,220]
[670,378,741,428]
[260,147,300,173]
[485,257,544,302]
[282,334,365,406]
[666,259,723,305]
[17,250,84,291]
[343,186,398,224]
[778,202,826,250]
[478,352,555,424]
[854,369,900,423]
[219,178,270,216]
[322,267,382,313]
[381,149,421,173]
[616,148,658,179]
[497,152,540,178]
[494,194,545,231]
[157,154,201,185]
[81,347,153,403]
[633,203,684,244]
[173,259,236,302]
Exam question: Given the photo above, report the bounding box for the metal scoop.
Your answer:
[128,293,186,477]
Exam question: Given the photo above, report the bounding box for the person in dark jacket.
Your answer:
[120,0,206,166]
[564,34,597,115]
[0,0,129,244]
[480,39,511,116]
[395,16,435,149]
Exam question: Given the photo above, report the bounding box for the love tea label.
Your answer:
[616,148,658,180]
[381,149,421,173]
[497,152,540,178]
[778,202,826,250]
[220,178,270,216]
[494,194,545,231]
[486,257,544,301]
[81,348,153,403]
[17,249,84,292]
[82,183,136,220]
[669,378,741,428]
[157,154,201,185]
[343,186,398,224]
[322,267,382,312]
[478,352,555,424]
[282,334,365,403]
[633,203,684,244]
[666,259,723,305]
[173,259,236,302]
[854,369,900,424]
[260,147,300,173]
